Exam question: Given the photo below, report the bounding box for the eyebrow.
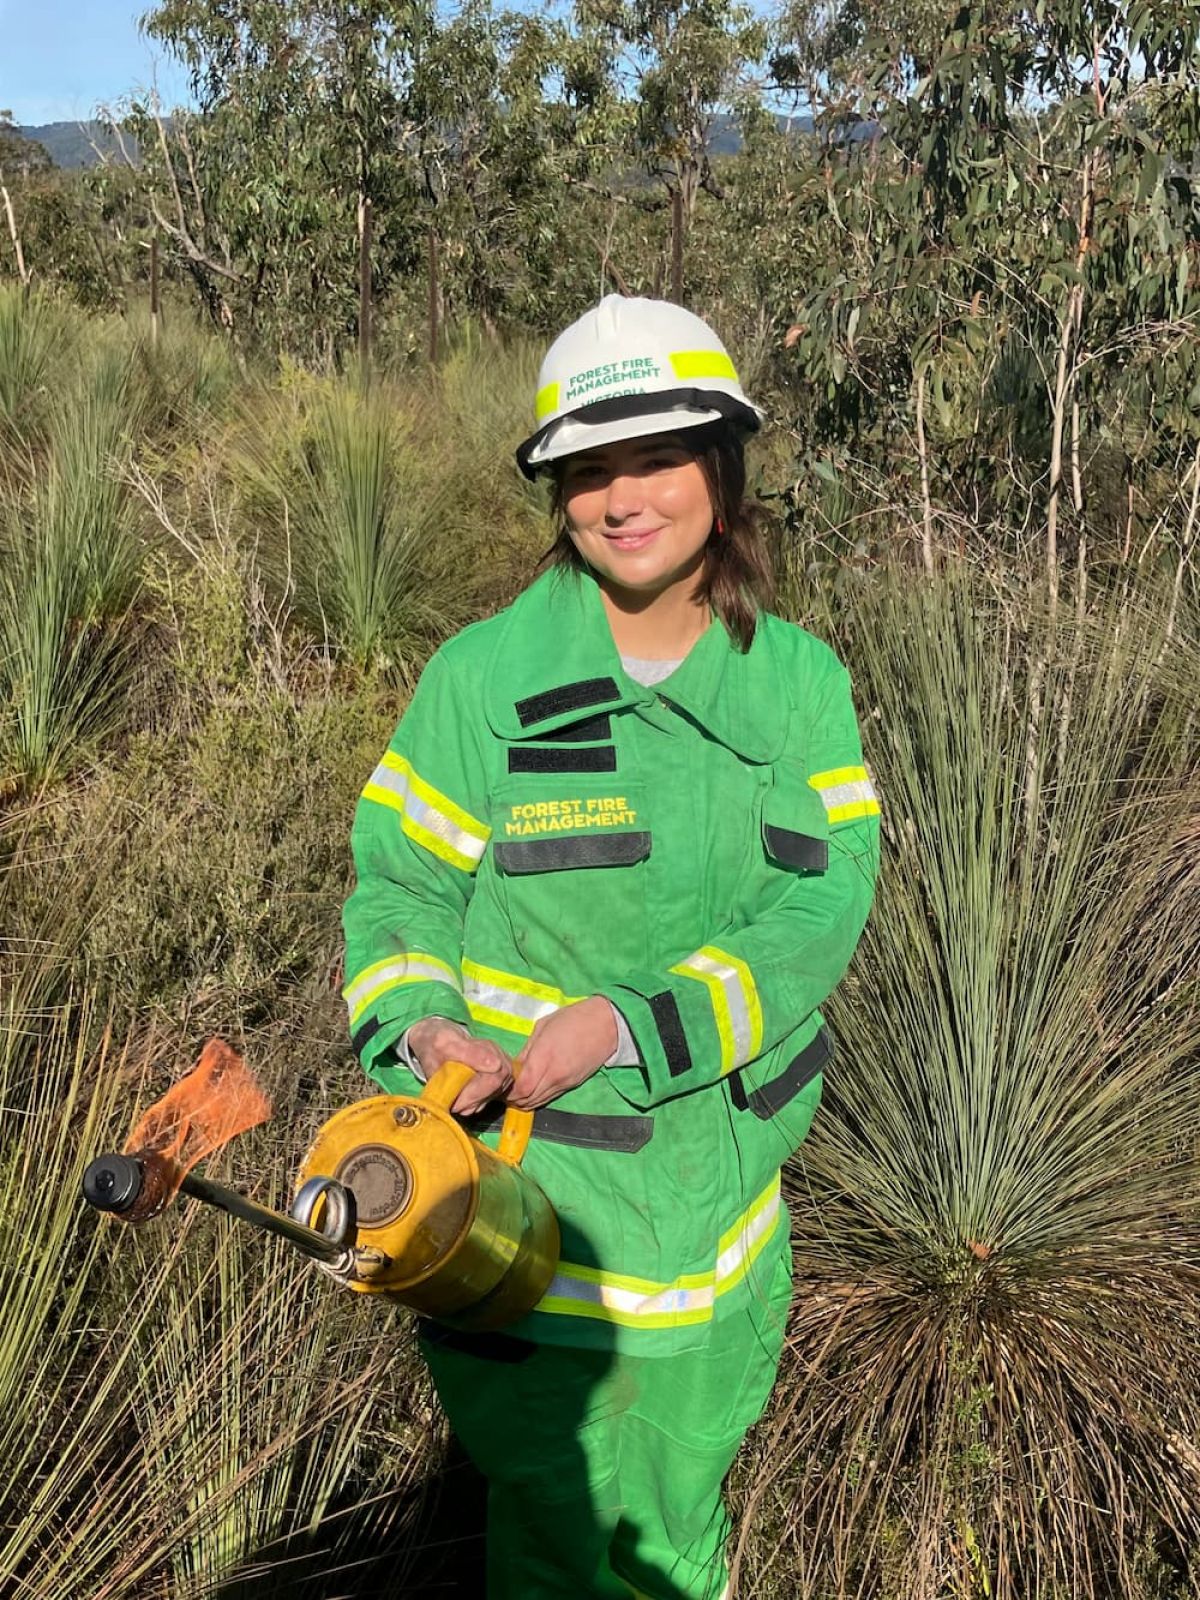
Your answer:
[570,439,686,467]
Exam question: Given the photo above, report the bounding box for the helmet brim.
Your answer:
[516,387,764,480]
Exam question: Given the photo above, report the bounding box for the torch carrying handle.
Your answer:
[422,1059,534,1166]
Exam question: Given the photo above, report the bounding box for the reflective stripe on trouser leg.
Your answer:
[419,1228,792,1600]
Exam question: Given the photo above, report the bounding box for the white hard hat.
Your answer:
[516,295,764,479]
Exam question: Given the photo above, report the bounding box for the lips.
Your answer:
[604,527,663,551]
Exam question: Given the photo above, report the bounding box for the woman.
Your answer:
[342,295,880,1599]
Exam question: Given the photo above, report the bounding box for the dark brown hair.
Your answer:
[542,422,775,652]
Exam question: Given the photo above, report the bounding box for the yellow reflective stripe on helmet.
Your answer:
[535,380,561,421]
[342,952,462,1027]
[461,957,583,1037]
[362,751,490,872]
[537,1177,780,1328]
[670,944,762,1073]
[668,349,738,383]
[808,764,881,824]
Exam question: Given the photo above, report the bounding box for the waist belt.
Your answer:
[729,1027,832,1119]
[464,1104,653,1153]
[463,1029,831,1143]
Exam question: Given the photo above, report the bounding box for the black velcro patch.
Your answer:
[764,825,829,873]
[495,833,650,873]
[530,713,612,744]
[507,744,617,775]
[648,991,693,1078]
[350,1014,382,1063]
[515,677,621,727]
[463,1105,653,1153]
[733,1027,833,1119]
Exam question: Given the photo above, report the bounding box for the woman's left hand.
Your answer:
[506,996,617,1110]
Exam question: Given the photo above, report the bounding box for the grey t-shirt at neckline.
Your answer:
[620,655,683,687]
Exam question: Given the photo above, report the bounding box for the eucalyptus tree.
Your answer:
[770,1,1200,578]
[563,0,768,299]
[125,0,435,355]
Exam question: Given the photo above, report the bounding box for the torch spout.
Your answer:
[82,1154,356,1267]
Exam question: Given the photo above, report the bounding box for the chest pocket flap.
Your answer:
[491,777,651,874]
[762,771,828,873]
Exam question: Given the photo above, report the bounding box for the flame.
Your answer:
[122,1039,272,1214]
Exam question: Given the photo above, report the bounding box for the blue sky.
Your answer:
[1,0,192,126]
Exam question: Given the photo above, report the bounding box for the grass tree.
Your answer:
[0,283,72,434]
[230,377,458,672]
[736,567,1200,1599]
[0,347,145,791]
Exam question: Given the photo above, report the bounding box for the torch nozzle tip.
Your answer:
[82,1154,144,1214]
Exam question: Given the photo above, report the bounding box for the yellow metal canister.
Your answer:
[293,1061,560,1332]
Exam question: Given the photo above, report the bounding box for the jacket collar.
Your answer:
[482,568,785,763]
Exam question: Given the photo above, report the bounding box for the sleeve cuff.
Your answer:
[396,1016,465,1082]
[603,1001,641,1067]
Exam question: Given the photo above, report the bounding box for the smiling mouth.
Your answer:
[604,527,663,549]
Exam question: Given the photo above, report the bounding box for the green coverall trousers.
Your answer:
[420,1240,792,1600]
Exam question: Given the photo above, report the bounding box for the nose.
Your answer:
[603,471,645,525]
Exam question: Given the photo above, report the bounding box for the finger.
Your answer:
[451,1062,513,1115]
[506,1060,552,1109]
[453,1081,508,1116]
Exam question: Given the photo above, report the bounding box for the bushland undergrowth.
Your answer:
[0,291,1196,1598]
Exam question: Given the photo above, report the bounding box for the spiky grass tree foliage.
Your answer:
[0,349,145,790]
[0,284,72,433]
[232,380,456,671]
[742,570,1200,1600]
[0,1002,435,1600]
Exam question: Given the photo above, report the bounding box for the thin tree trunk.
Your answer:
[1,172,30,289]
[150,229,161,348]
[670,190,684,304]
[358,195,373,376]
[1070,398,1083,513]
[1046,156,1093,619]
[1162,443,1200,652]
[1122,476,1135,563]
[1046,283,1079,619]
[427,226,440,365]
[915,366,935,575]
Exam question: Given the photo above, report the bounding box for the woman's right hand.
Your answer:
[407,1017,515,1116]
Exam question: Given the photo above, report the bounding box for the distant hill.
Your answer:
[19,110,833,172]
[18,121,128,169]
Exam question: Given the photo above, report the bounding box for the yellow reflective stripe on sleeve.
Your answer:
[535,380,560,421]
[461,957,583,1038]
[669,944,762,1073]
[808,763,880,824]
[362,751,490,872]
[342,952,462,1026]
[668,349,739,383]
[536,1177,781,1329]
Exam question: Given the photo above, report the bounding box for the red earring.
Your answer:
[714,516,726,536]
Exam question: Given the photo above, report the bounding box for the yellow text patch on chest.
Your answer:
[504,796,638,836]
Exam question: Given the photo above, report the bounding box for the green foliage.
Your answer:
[0,283,73,431]
[228,377,458,669]
[768,0,1200,569]
[0,346,146,791]
[750,566,1200,1598]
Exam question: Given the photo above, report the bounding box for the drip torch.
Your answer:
[83,1047,560,1333]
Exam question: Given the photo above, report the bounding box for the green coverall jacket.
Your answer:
[342,567,880,1355]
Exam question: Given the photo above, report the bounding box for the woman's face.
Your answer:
[559,432,715,598]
